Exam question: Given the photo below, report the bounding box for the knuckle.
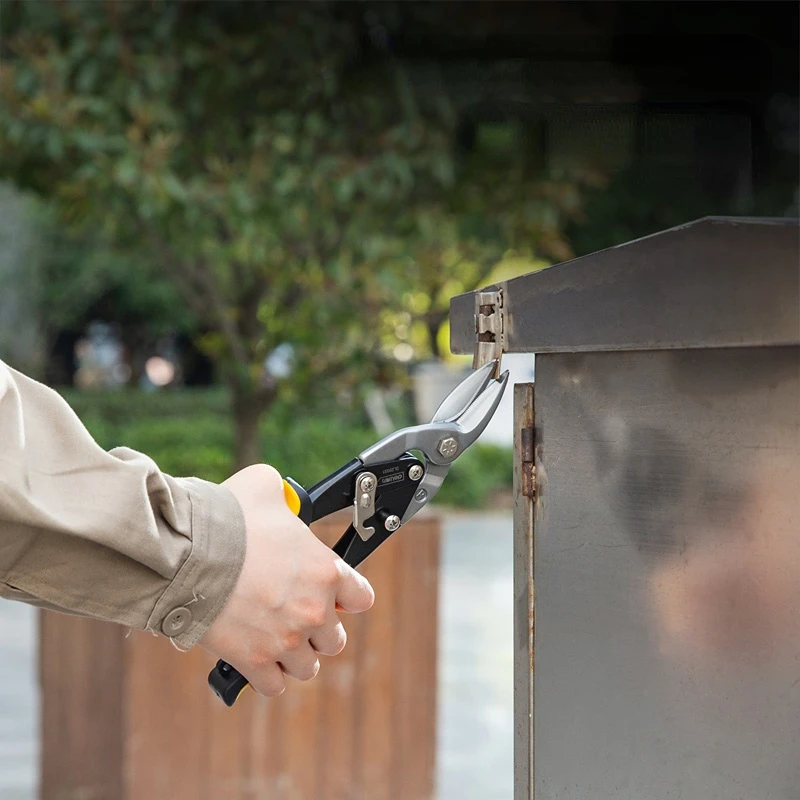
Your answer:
[301,601,328,629]
[332,626,347,655]
[259,677,286,697]
[316,558,341,589]
[298,660,321,682]
[248,642,277,668]
[249,463,281,485]
[360,579,375,609]
[250,464,283,500]
[281,631,304,653]
[342,573,374,611]
[250,664,285,697]
[313,624,346,656]
[259,463,282,482]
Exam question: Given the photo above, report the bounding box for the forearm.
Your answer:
[0,360,246,648]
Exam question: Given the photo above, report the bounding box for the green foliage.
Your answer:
[62,388,512,507]
[1,2,588,470]
[0,2,587,390]
[434,442,512,509]
[0,182,46,374]
[1,3,447,397]
[65,386,229,422]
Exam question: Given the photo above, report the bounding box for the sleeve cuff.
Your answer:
[145,478,247,649]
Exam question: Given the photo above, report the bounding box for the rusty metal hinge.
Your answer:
[473,289,504,373]
[520,422,536,499]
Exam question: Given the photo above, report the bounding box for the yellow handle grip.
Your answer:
[282,477,343,612]
[283,479,302,516]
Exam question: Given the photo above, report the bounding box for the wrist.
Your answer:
[145,478,247,649]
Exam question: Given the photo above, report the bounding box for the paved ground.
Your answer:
[0,511,514,799]
[436,512,514,800]
[0,597,38,800]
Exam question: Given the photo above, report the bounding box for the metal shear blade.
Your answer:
[430,361,498,424]
[358,360,509,524]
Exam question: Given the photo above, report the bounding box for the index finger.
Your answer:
[334,561,375,613]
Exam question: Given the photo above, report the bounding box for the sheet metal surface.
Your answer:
[450,217,800,355]
[532,347,800,799]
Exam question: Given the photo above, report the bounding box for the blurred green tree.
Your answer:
[0,182,45,374]
[0,1,586,466]
[382,119,590,360]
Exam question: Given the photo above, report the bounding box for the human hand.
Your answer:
[199,464,374,696]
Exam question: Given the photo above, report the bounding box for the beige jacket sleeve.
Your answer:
[0,359,246,649]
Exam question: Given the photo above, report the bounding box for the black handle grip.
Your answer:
[208,659,249,706]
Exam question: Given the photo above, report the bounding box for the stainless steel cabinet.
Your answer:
[450,217,800,800]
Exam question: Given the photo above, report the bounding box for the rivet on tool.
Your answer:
[384,515,401,532]
[437,437,458,459]
[415,488,428,502]
[359,475,376,493]
[408,464,424,481]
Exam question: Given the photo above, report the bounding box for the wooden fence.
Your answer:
[40,511,440,800]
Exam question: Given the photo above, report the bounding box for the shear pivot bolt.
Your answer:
[384,515,401,532]
[408,465,424,481]
[437,437,458,459]
[359,475,376,493]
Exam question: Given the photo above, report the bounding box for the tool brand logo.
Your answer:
[378,469,405,487]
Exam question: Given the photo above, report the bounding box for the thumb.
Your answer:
[223,464,286,508]
[335,561,375,613]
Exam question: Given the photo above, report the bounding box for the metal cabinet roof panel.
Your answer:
[449,217,800,354]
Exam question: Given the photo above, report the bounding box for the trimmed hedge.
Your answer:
[62,389,512,509]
